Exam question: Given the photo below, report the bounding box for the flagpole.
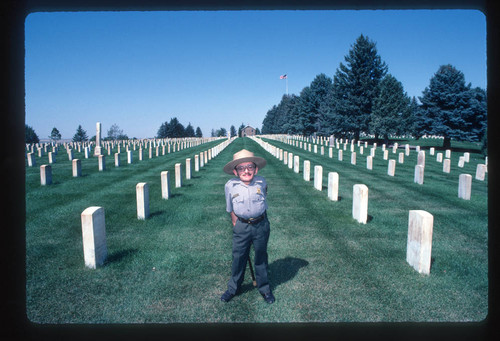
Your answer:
[286,77,288,96]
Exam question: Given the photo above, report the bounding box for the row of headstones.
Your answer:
[257,136,487,200]
[79,138,235,269]
[251,136,444,275]
[265,133,487,175]
[34,138,227,186]
[26,136,222,154]
[26,136,225,167]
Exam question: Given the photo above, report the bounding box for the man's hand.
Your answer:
[230,211,238,226]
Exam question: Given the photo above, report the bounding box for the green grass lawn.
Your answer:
[25,136,488,324]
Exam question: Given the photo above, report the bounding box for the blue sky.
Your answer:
[25,10,486,140]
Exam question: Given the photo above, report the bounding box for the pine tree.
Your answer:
[185,123,195,137]
[297,74,333,136]
[330,34,388,140]
[230,125,237,137]
[26,125,39,144]
[419,64,487,148]
[195,127,203,138]
[369,74,410,145]
[72,125,88,142]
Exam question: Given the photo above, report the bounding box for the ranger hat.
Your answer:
[223,149,267,175]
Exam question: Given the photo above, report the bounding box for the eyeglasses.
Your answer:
[235,164,256,172]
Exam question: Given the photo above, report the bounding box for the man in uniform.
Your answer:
[220,149,275,304]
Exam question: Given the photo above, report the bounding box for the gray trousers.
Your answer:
[227,216,271,295]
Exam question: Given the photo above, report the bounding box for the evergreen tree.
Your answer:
[230,125,237,137]
[195,127,203,138]
[238,123,245,137]
[262,105,278,134]
[255,128,261,135]
[157,121,169,138]
[369,74,410,144]
[330,34,388,139]
[185,123,195,137]
[405,97,420,138]
[297,73,333,136]
[49,127,61,142]
[419,64,487,148]
[72,125,88,142]
[25,125,39,144]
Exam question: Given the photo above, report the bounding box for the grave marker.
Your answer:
[98,155,106,171]
[388,159,396,176]
[328,172,339,201]
[458,174,472,200]
[366,156,373,170]
[81,206,107,269]
[414,165,424,185]
[353,184,368,224]
[314,165,323,191]
[136,182,149,219]
[406,210,433,275]
[40,165,52,185]
[475,164,486,181]
[303,160,310,181]
[175,163,183,188]
[161,171,170,199]
[186,158,191,180]
[294,155,300,173]
[442,159,450,173]
[115,153,120,167]
[72,159,81,177]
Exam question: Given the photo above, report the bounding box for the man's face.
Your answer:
[233,161,258,184]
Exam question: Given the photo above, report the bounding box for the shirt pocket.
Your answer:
[232,195,245,212]
[251,192,267,212]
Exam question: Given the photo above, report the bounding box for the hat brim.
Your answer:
[223,156,267,175]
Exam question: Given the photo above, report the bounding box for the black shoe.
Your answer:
[261,291,275,304]
[221,290,235,302]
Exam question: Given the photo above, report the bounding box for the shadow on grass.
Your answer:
[105,248,139,264]
[269,257,309,291]
[238,257,309,294]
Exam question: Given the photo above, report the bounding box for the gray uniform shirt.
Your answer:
[225,175,268,220]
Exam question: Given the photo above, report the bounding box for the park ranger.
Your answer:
[220,149,275,304]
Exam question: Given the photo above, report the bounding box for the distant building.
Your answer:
[241,126,256,137]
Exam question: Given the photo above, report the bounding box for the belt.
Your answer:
[238,212,266,225]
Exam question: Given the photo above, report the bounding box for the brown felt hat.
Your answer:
[223,149,267,175]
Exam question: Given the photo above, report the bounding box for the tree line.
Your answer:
[261,34,487,150]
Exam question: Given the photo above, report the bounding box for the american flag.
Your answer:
[280,74,287,79]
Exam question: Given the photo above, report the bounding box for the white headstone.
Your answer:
[328,172,339,201]
[443,159,451,173]
[367,156,373,170]
[414,165,424,185]
[314,165,323,191]
[175,163,183,188]
[475,164,487,181]
[388,159,396,176]
[161,171,170,199]
[303,160,311,181]
[136,182,149,219]
[458,174,472,200]
[40,165,52,185]
[406,210,433,275]
[352,184,368,224]
[294,155,300,173]
[72,159,81,177]
[81,206,107,269]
